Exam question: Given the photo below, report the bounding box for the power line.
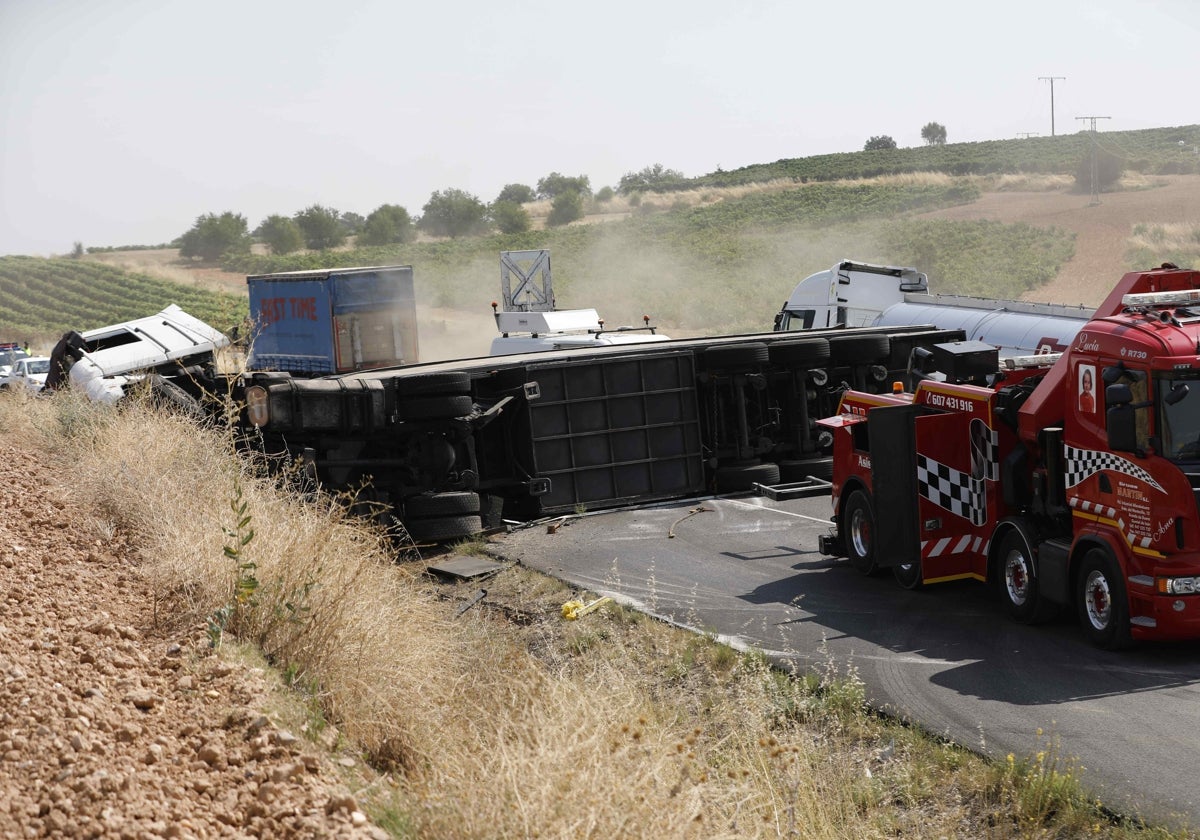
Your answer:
[1076,116,1112,133]
[1076,116,1112,205]
[1038,76,1066,136]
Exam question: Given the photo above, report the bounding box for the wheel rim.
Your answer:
[1005,548,1031,606]
[850,508,871,559]
[1084,569,1112,630]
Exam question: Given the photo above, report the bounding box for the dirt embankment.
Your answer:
[0,444,387,839]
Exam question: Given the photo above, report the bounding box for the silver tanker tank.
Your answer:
[872,293,1094,358]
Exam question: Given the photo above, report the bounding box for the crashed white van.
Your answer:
[46,305,229,404]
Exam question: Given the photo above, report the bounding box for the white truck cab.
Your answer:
[774,259,928,331]
[53,305,229,403]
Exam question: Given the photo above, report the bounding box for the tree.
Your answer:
[178,211,251,262]
[418,189,488,238]
[536,172,591,200]
[863,135,898,151]
[921,122,948,146]
[491,201,531,235]
[594,186,615,203]
[258,215,305,255]
[546,191,585,227]
[70,241,84,259]
[293,205,346,250]
[339,212,366,235]
[496,183,536,205]
[617,164,685,194]
[359,204,414,246]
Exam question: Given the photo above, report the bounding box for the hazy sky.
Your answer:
[2,0,1197,256]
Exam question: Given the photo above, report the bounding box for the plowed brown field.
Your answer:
[919,173,1200,307]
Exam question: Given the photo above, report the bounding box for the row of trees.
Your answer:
[176,130,979,260]
[177,164,690,260]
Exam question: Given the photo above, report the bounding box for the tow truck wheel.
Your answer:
[997,530,1058,624]
[1076,550,1133,650]
[843,490,879,576]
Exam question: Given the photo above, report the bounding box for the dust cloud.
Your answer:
[415,305,496,362]
[411,221,893,361]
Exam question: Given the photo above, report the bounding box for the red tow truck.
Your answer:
[818,264,1200,648]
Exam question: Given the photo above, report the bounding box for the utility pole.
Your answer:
[1076,115,1112,205]
[1038,76,1066,136]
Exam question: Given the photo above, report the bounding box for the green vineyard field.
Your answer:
[0,256,247,341]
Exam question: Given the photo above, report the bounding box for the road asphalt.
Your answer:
[493,490,1200,832]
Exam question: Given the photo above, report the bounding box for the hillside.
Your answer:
[918,172,1200,306]
[64,172,1200,362]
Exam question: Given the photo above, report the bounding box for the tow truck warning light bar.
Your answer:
[1122,289,1200,307]
[1003,352,1063,370]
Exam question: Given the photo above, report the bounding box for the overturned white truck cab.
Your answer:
[46,305,229,404]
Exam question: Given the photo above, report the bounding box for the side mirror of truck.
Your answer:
[1105,383,1138,452]
[1106,382,1133,407]
[1107,404,1138,453]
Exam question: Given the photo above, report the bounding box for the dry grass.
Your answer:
[2,389,1193,839]
[1130,221,1200,247]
